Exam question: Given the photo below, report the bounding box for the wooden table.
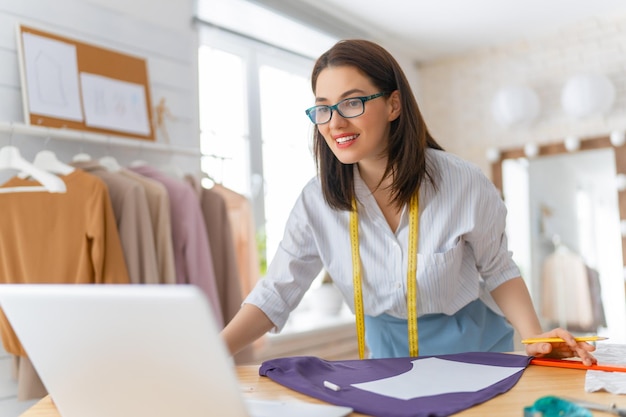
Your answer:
[20,363,626,416]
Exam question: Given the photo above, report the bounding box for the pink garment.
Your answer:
[129,165,224,327]
[120,168,177,284]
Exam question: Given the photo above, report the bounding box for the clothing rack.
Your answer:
[0,121,200,156]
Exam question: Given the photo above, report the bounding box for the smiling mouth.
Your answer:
[336,134,358,144]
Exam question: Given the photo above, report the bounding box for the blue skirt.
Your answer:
[364,299,514,358]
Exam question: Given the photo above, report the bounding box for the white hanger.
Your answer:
[129,159,148,167]
[72,152,92,162]
[130,141,147,167]
[99,155,122,172]
[161,163,184,180]
[0,146,66,193]
[32,150,75,175]
[73,133,92,162]
[99,136,122,172]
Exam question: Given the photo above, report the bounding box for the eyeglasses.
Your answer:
[305,92,386,125]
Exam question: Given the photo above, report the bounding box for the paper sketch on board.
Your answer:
[21,32,83,121]
[351,357,525,400]
[80,73,151,136]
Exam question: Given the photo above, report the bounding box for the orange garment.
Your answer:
[211,184,260,298]
[0,169,130,356]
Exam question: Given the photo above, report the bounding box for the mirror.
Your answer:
[492,135,626,343]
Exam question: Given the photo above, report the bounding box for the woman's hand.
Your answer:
[524,328,597,366]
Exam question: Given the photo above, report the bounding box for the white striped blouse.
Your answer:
[244,148,521,332]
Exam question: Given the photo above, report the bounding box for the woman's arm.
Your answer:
[221,303,275,356]
[491,277,596,366]
[490,277,543,338]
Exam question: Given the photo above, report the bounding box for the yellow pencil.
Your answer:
[521,336,608,344]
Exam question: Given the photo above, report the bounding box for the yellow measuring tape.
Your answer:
[350,193,420,359]
[349,198,366,359]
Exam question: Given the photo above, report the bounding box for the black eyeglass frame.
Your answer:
[305,92,387,125]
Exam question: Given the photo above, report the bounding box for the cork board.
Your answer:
[16,23,155,141]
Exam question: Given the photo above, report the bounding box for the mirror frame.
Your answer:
[490,135,626,282]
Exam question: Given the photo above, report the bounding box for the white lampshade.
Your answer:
[561,74,615,118]
[491,86,540,128]
[610,130,626,147]
[564,136,580,152]
[485,147,501,163]
[524,142,539,158]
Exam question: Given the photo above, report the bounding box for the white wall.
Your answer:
[0,0,199,172]
[417,13,626,175]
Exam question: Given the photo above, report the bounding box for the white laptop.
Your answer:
[0,284,352,417]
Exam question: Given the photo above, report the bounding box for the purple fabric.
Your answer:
[259,352,531,417]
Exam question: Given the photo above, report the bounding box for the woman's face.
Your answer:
[314,65,400,166]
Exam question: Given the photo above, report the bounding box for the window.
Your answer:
[259,63,316,263]
[198,47,249,194]
[198,29,322,273]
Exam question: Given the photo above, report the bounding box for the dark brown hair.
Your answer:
[311,39,443,211]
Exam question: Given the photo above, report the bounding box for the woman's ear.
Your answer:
[387,90,401,121]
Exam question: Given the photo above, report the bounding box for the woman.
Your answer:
[222,39,596,365]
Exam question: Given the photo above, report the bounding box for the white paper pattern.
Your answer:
[584,344,626,394]
[351,357,525,400]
